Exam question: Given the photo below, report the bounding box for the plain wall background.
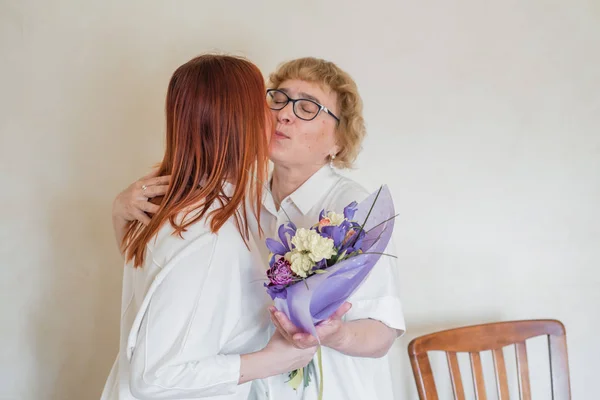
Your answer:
[1,0,598,398]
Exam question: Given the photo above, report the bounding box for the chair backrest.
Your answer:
[407,319,571,400]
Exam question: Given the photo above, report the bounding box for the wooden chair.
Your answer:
[408,319,571,400]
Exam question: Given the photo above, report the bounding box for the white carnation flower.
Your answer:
[285,250,314,278]
[291,228,337,262]
[326,211,346,226]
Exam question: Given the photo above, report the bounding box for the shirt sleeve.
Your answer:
[345,240,406,333]
[128,233,246,399]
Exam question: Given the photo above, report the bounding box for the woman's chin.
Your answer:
[268,145,288,164]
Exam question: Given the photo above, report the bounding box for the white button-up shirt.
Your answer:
[249,166,406,400]
[101,183,272,400]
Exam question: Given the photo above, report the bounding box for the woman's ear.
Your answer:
[331,144,341,157]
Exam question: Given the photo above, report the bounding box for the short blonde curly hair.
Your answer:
[268,57,366,169]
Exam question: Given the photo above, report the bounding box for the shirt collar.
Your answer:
[262,165,341,216]
[263,165,342,216]
[290,165,341,215]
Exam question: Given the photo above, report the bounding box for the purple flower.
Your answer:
[267,257,295,286]
[265,258,296,300]
[319,209,326,221]
[320,224,345,248]
[266,222,297,266]
[343,201,358,221]
[340,222,366,254]
[265,283,288,300]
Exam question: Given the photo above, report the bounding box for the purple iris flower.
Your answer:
[266,221,297,266]
[343,201,358,220]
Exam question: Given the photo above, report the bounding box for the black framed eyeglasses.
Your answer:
[266,89,340,123]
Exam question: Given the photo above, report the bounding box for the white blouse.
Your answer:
[101,183,272,400]
[248,165,406,400]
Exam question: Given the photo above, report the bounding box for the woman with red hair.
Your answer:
[101,54,316,400]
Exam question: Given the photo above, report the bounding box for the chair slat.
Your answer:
[492,348,510,400]
[515,341,532,400]
[446,352,466,400]
[548,333,571,399]
[470,352,487,400]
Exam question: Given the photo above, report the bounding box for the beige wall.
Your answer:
[1,0,598,398]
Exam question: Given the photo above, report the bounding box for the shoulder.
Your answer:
[145,211,246,268]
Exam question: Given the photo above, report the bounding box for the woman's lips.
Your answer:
[274,130,290,139]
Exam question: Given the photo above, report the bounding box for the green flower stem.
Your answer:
[317,346,324,400]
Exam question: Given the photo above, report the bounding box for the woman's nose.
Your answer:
[277,101,295,124]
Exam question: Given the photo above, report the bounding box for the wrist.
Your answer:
[259,346,283,377]
[239,352,266,384]
[239,348,278,384]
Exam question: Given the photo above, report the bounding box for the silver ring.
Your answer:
[141,185,148,192]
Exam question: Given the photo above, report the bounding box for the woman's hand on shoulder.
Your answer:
[113,168,171,225]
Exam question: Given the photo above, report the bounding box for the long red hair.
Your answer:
[123,54,270,267]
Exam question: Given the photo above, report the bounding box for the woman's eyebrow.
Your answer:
[298,92,321,103]
[278,87,322,104]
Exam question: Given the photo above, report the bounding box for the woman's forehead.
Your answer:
[278,79,338,107]
[279,79,333,98]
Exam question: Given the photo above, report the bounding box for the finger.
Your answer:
[137,200,160,214]
[293,339,315,349]
[273,313,310,348]
[268,308,283,331]
[141,184,169,198]
[132,209,151,226]
[330,302,353,320]
[315,319,336,337]
[270,313,295,344]
[279,324,314,349]
[269,314,309,349]
[269,312,287,336]
[143,175,171,187]
[275,311,302,335]
[292,333,318,348]
[316,319,344,341]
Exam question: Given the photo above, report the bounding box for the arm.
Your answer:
[321,319,399,358]
[239,331,316,384]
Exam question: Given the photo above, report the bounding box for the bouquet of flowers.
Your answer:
[264,185,397,398]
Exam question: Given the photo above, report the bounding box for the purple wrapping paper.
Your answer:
[274,185,396,340]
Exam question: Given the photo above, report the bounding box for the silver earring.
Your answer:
[329,154,336,168]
